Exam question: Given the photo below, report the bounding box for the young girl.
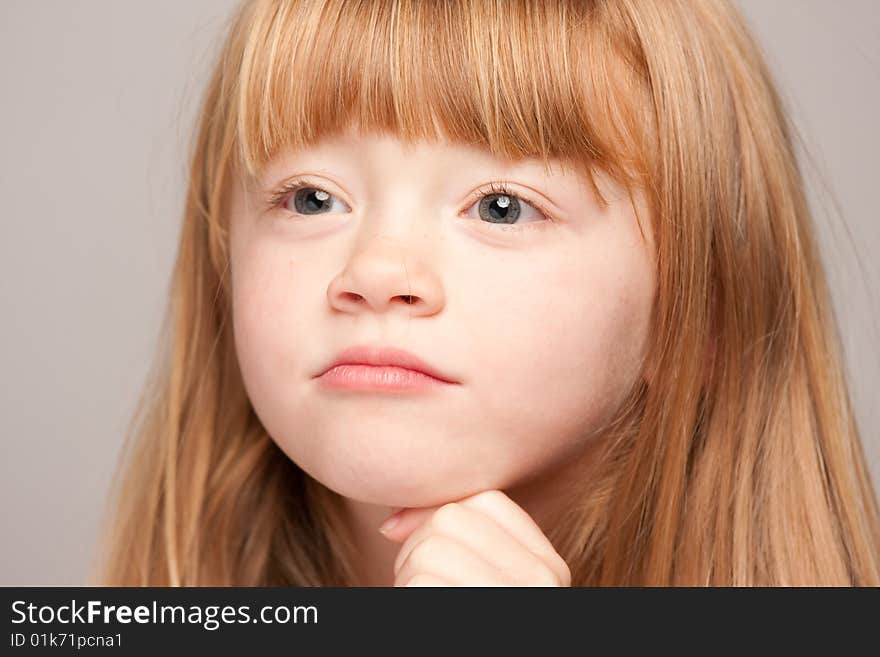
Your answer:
[94,0,880,586]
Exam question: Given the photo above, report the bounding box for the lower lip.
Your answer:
[316,364,453,392]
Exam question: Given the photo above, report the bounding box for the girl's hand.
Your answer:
[378,489,571,587]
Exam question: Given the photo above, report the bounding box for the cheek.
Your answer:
[454,236,653,457]
[230,249,318,426]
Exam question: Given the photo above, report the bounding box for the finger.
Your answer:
[458,490,571,586]
[392,501,561,585]
[391,509,454,576]
[380,491,571,585]
[394,534,509,587]
[379,504,443,544]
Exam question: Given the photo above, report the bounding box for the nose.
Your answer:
[327,234,445,317]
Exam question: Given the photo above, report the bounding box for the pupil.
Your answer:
[490,198,508,219]
[295,188,331,214]
[483,194,518,223]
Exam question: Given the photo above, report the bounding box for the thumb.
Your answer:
[378,504,441,543]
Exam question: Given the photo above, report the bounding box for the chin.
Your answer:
[306,460,493,508]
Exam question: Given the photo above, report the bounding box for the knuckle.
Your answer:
[430,502,463,531]
[474,489,507,504]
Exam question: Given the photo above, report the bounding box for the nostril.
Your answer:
[399,295,415,304]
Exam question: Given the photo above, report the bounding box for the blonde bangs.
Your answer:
[229,0,649,199]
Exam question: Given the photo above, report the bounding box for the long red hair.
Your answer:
[94,0,880,585]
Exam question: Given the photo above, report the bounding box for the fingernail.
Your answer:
[378,512,401,534]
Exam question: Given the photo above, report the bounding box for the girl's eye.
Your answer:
[287,186,350,215]
[268,178,551,230]
[269,179,350,216]
[461,183,550,229]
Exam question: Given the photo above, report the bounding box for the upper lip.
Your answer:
[315,344,460,384]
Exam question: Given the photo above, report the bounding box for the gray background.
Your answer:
[1,1,877,585]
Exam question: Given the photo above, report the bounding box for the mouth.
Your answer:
[314,344,460,391]
[316,364,452,391]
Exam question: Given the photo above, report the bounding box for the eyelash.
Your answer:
[266,177,554,233]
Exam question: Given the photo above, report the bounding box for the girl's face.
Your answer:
[228,127,656,507]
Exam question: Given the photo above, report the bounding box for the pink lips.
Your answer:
[314,344,459,392]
